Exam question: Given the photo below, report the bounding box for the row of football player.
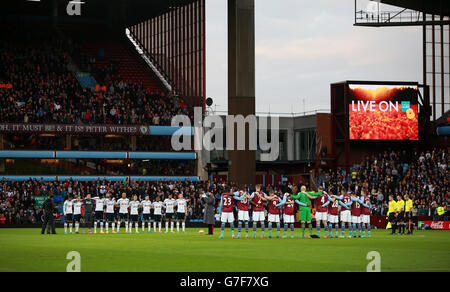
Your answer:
[217,185,373,239]
[62,192,188,234]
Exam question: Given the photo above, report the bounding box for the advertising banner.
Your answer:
[424,221,450,230]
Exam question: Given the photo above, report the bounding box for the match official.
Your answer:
[387,195,398,235]
[41,195,56,234]
[396,195,405,235]
[404,194,413,235]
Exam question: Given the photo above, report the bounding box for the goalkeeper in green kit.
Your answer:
[290,185,321,238]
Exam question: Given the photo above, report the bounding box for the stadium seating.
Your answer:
[81,40,163,94]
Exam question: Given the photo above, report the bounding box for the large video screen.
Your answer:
[348,83,419,140]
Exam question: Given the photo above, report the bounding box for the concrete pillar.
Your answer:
[228,0,256,186]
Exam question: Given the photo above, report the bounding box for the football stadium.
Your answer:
[0,0,449,276]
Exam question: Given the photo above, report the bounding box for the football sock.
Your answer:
[253,222,257,234]
[75,223,79,232]
[182,222,185,232]
[276,223,280,237]
[308,224,312,236]
[283,223,288,236]
[112,222,115,232]
[94,222,97,233]
[106,222,109,232]
[324,224,328,236]
[367,224,371,236]
[290,223,295,236]
[64,223,68,233]
[357,224,361,236]
[177,221,180,232]
[361,223,366,236]
[221,223,225,236]
[100,222,103,232]
[171,221,174,232]
[69,224,73,233]
[238,221,242,235]
[317,224,321,237]
[352,224,356,237]
[165,222,168,232]
[301,223,306,236]
[261,222,265,235]
[230,222,234,235]
[341,223,345,237]
[245,222,249,234]
[268,223,272,236]
[334,224,339,237]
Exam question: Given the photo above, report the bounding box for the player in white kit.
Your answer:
[63,196,74,234]
[73,195,83,234]
[175,193,188,233]
[128,195,140,233]
[152,196,163,233]
[163,194,176,233]
[116,193,130,233]
[104,193,116,233]
[93,194,105,233]
[141,195,152,233]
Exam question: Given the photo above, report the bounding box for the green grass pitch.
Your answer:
[0,228,449,272]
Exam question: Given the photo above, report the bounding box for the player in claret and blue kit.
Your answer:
[282,192,296,238]
[359,189,372,238]
[349,192,363,238]
[250,185,268,239]
[327,194,340,238]
[332,189,352,238]
[313,188,330,238]
[218,188,236,239]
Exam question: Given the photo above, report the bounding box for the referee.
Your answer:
[41,195,56,234]
[387,195,398,235]
[404,194,413,235]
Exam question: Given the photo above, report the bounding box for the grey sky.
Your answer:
[206,0,422,114]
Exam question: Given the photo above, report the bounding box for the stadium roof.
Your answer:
[380,0,450,17]
[2,0,198,28]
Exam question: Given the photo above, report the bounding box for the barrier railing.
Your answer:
[0,151,196,160]
[0,176,199,182]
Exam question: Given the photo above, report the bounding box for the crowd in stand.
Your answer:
[0,27,189,127]
[1,147,448,225]
[0,178,229,224]
[316,147,449,218]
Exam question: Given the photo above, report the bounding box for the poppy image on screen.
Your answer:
[348,84,419,140]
